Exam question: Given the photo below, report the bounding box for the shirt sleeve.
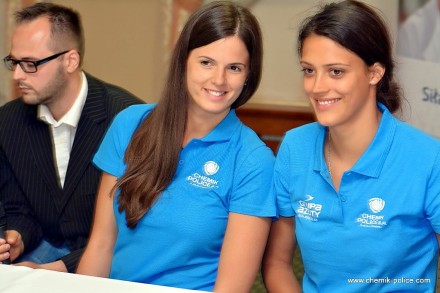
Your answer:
[93,106,147,178]
[424,149,440,233]
[229,144,276,218]
[273,136,295,217]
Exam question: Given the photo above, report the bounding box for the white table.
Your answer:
[0,264,207,293]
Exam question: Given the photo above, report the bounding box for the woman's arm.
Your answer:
[214,213,271,293]
[76,173,118,277]
[262,216,301,293]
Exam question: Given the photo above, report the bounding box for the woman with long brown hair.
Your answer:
[77,1,275,292]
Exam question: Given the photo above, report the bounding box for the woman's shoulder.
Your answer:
[275,122,322,159]
[118,103,155,117]
[108,104,156,135]
[233,122,275,162]
[283,122,322,143]
[396,119,440,153]
[113,103,155,124]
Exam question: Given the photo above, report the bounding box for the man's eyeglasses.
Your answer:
[3,50,69,73]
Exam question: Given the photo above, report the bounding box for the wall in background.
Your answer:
[54,0,165,103]
[1,0,39,105]
[0,0,399,107]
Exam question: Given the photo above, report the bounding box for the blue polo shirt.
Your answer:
[275,103,440,293]
[93,104,275,291]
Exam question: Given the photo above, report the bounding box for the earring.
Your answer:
[370,80,376,85]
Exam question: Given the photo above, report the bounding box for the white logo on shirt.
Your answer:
[355,197,387,228]
[305,194,314,201]
[297,194,322,222]
[369,197,385,213]
[203,161,219,175]
[186,161,220,189]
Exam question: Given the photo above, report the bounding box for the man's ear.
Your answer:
[65,50,80,73]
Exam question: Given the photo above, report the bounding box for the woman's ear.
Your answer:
[369,62,385,85]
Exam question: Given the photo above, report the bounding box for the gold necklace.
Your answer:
[327,132,332,180]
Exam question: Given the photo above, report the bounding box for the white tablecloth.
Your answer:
[0,264,207,293]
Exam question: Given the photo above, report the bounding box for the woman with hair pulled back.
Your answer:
[77,1,275,291]
[263,1,440,292]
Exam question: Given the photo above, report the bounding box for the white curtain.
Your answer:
[396,0,440,138]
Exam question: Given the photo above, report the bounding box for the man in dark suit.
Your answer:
[0,3,142,272]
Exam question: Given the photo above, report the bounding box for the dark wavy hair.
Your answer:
[116,1,263,228]
[298,0,402,113]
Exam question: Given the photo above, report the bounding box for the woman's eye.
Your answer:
[200,60,211,66]
[301,68,313,75]
[330,69,343,76]
[230,65,242,72]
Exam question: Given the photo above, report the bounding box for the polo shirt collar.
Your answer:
[354,103,396,177]
[198,109,240,143]
[314,103,396,178]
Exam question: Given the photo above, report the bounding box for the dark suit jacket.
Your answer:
[0,73,142,272]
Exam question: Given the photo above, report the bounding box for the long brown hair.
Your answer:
[115,1,263,228]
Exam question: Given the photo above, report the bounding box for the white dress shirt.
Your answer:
[38,72,88,188]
